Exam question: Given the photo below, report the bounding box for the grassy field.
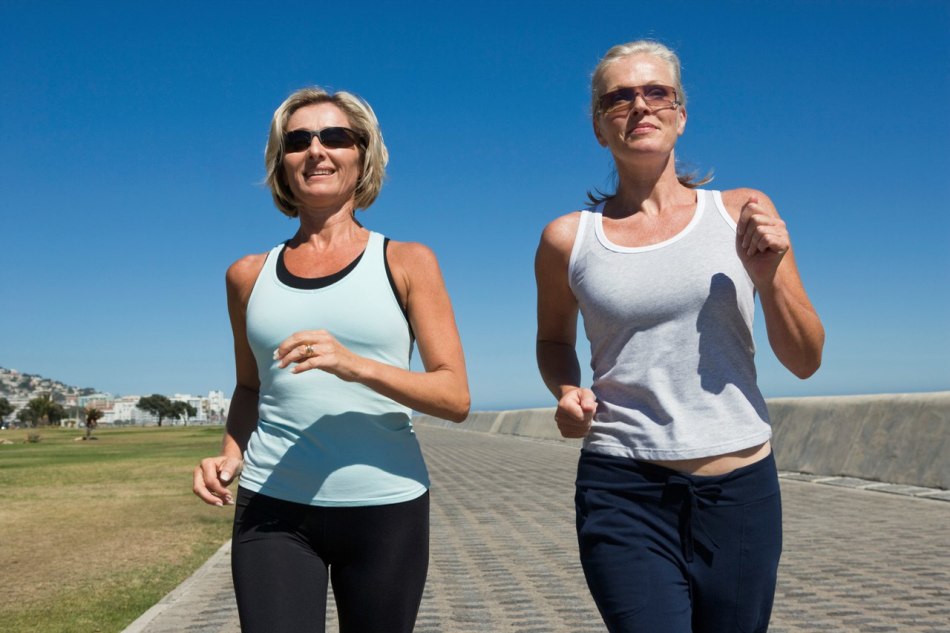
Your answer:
[0,425,234,633]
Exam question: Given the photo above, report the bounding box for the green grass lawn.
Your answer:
[0,425,235,633]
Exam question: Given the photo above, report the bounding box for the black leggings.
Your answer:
[231,487,429,633]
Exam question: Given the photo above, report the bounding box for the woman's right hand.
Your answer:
[193,455,244,507]
[555,388,597,438]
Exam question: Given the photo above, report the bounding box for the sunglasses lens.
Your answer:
[600,88,635,113]
[284,130,313,153]
[644,85,674,102]
[319,127,358,149]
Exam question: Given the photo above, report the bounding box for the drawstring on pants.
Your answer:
[666,474,722,563]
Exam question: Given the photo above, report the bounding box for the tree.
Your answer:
[169,401,197,424]
[0,397,13,426]
[22,393,67,427]
[136,394,176,427]
[84,407,103,440]
[16,409,32,426]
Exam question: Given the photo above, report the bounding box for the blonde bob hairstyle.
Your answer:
[588,40,711,204]
[264,87,389,217]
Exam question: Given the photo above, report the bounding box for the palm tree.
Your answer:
[84,407,103,440]
[25,393,66,427]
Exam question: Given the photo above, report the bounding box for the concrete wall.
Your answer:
[767,392,949,489]
[415,391,950,489]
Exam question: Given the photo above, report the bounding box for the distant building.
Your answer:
[172,393,205,423]
[107,396,156,425]
[78,393,114,410]
[207,390,230,420]
[100,391,231,426]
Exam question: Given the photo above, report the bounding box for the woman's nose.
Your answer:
[307,138,327,156]
[629,92,650,113]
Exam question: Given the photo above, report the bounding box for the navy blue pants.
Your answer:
[231,488,429,633]
[575,451,782,633]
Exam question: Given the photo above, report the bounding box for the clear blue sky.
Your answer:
[2,1,948,410]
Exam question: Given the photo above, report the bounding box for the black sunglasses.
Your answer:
[284,127,366,153]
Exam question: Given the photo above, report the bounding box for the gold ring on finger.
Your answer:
[305,344,314,357]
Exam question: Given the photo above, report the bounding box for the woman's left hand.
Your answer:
[726,189,824,378]
[736,195,789,288]
[274,330,363,381]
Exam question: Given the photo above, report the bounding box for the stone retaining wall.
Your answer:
[415,391,950,489]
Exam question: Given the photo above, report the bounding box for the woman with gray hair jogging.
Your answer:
[194,86,469,633]
[535,40,824,632]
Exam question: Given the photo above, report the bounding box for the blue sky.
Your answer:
[2,1,948,410]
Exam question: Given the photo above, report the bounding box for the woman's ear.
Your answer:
[593,116,608,147]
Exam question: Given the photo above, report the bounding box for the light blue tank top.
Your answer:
[569,190,771,460]
[239,231,429,506]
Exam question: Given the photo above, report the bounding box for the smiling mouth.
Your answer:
[305,168,334,177]
[627,124,656,135]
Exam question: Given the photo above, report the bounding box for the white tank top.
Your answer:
[568,189,771,460]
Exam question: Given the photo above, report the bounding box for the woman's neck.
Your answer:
[607,152,691,218]
[292,207,366,250]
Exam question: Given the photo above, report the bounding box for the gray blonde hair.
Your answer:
[264,87,389,217]
[588,40,711,204]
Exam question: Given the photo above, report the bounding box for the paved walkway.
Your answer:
[124,425,950,633]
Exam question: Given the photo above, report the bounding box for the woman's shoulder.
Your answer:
[384,240,443,291]
[385,239,438,268]
[718,187,776,222]
[383,239,448,305]
[540,210,586,253]
[226,252,269,294]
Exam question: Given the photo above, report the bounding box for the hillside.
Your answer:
[0,367,98,403]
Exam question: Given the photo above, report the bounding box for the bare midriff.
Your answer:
[644,441,772,476]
